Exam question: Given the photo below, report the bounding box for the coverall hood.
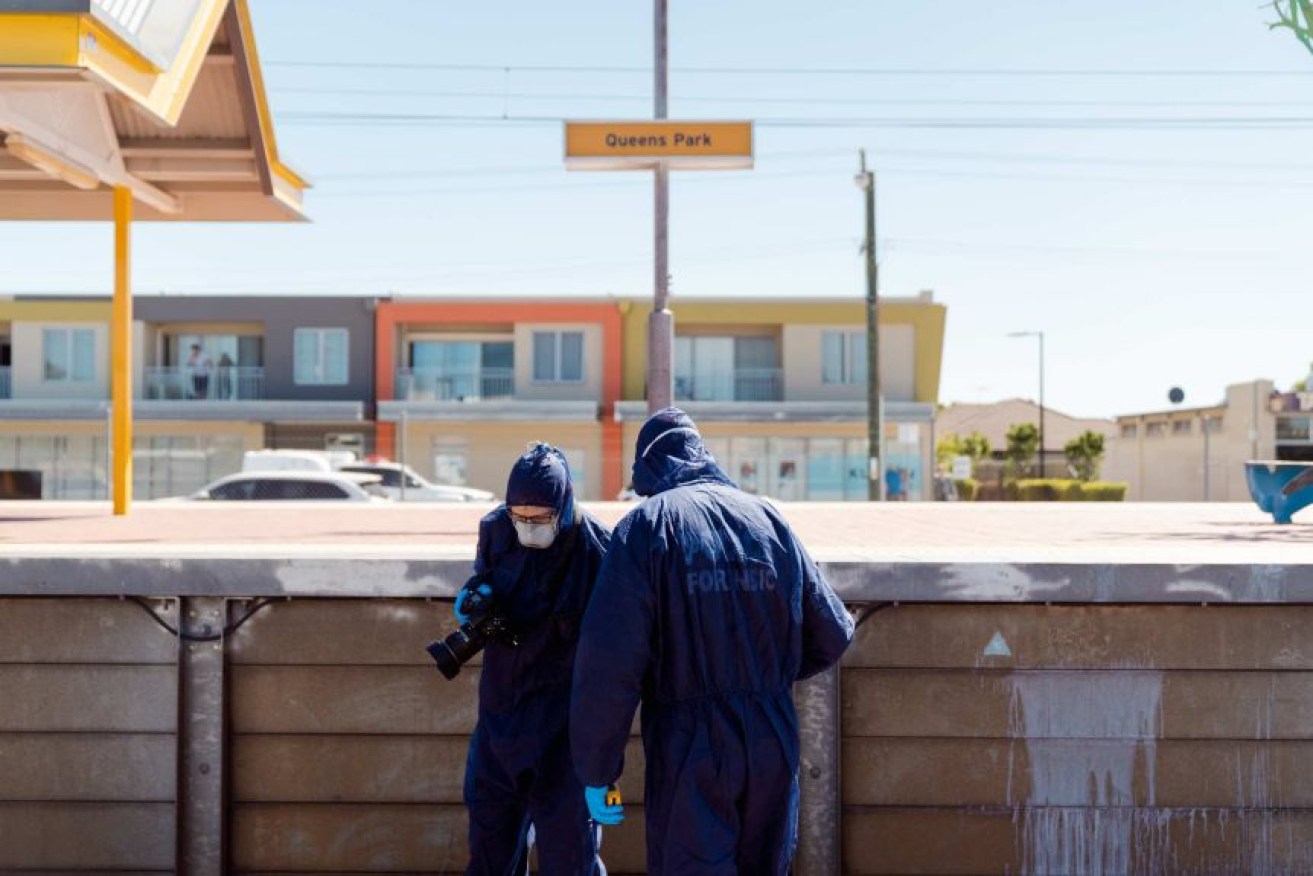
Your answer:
[505,443,576,530]
[631,407,734,497]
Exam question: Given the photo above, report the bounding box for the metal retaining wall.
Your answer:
[1,556,1312,874]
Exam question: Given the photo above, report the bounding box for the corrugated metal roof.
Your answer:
[107,57,248,140]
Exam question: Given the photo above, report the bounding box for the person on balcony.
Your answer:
[456,443,613,875]
[187,343,212,400]
[216,352,234,400]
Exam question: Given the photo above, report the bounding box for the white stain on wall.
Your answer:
[1010,671,1166,875]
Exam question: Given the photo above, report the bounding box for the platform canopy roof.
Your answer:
[0,0,307,220]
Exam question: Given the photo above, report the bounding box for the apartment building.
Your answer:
[374,298,624,501]
[616,293,946,501]
[0,295,376,499]
[131,296,377,497]
[0,291,946,502]
[0,297,114,498]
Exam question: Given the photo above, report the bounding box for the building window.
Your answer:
[1145,421,1167,438]
[1277,416,1309,441]
[42,328,95,383]
[294,328,349,385]
[1120,424,1138,439]
[821,331,866,384]
[1172,420,1192,435]
[532,331,584,383]
[674,335,781,401]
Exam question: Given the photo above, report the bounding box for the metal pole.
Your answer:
[794,665,842,876]
[178,595,226,875]
[399,410,408,502]
[1037,331,1045,478]
[859,151,883,500]
[111,186,133,515]
[1203,414,1211,501]
[647,0,673,413]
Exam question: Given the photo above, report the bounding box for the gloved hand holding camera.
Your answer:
[454,583,493,624]
[428,580,515,680]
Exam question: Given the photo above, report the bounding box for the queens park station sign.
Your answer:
[564,120,754,170]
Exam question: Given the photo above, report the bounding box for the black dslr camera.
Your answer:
[427,585,517,680]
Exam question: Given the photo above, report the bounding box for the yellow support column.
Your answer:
[112,186,133,515]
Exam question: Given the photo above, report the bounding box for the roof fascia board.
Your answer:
[227,0,307,191]
[0,13,82,66]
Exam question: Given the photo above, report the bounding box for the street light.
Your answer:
[1007,331,1045,477]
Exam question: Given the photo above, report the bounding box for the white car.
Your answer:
[338,462,495,503]
[189,470,389,502]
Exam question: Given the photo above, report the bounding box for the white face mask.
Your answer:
[513,517,558,549]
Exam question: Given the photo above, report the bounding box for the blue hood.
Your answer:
[504,442,576,529]
[631,407,734,497]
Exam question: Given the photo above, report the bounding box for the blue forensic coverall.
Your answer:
[570,408,855,875]
[461,444,612,876]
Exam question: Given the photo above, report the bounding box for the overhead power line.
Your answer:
[312,145,1313,182]
[275,86,1313,109]
[279,110,1313,130]
[267,60,1313,77]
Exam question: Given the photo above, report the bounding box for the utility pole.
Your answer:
[647,0,673,413]
[856,150,883,500]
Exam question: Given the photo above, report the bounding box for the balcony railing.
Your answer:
[395,367,514,401]
[0,366,9,400]
[674,367,783,402]
[144,366,264,401]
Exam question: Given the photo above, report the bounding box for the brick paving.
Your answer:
[0,500,1307,564]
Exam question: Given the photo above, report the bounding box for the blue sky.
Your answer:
[4,0,1313,418]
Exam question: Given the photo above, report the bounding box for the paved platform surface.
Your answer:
[0,501,1307,564]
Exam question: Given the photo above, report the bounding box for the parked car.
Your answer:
[338,461,495,503]
[241,449,357,473]
[188,470,389,502]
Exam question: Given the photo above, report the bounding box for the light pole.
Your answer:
[855,150,882,500]
[1007,331,1045,477]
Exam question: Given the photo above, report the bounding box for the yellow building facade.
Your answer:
[617,293,947,500]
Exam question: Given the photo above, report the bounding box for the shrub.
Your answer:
[1080,481,1128,501]
[1014,478,1063,501]
[1008,478,1111,501]
[953,478,979,501]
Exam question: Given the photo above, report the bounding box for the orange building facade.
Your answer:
[374,298,625,500]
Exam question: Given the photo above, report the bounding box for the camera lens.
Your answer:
[427,622,488,680]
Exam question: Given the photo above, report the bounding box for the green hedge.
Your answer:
[1008,479,1128,502]
[952,478,979,501]
[1081,481,1128,502]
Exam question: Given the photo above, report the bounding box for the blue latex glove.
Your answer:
[585,785,625,825]
[454,583,493,624]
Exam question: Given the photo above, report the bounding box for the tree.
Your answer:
[936,432,963,468]
[1064,430,1106,482]
[937,430,992,474]
[1004,422,1039,479]
[1271,0,1313,54]
[960,431,991,465]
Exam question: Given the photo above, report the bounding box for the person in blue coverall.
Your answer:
[457,443,612,875]
[570,408,855,874]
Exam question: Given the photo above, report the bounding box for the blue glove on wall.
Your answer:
[585,785,625,825]
[454,583,493,624]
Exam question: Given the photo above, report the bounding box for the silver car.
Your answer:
[339,462,495,503]
[189,470,389,502]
